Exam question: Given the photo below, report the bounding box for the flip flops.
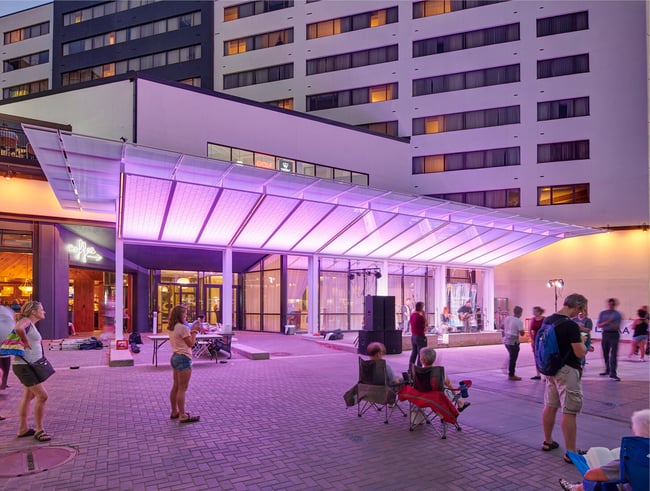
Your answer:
[179,414,200,424]
[170,413,179,420]
[18,428,36,438]
[34,430,51,442]
[541,440,559,451]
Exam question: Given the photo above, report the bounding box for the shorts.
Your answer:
[544,365,582,414]
[632,335,648,342]
[170,353,192,371]
[12,363,41,387]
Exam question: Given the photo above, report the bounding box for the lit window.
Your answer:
[425,116,444,133]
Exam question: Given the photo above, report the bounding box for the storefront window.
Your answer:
[0,251,33,309]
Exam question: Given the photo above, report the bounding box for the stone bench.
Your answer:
[109,348,134,367]
[231,343,270,360]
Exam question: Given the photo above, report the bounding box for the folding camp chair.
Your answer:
[356,357,406,424]
[567,436,649,491]
[398,365,461,438]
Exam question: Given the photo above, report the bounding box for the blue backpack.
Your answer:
[534,318,569,376]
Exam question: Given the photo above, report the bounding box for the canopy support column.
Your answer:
[222,247,233,333]
[307,255,319,334]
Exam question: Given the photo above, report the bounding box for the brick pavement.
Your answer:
[0,331,647,491]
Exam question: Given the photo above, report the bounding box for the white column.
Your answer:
[483,268,495,331]
[435,265,447,325]
[114,228,124,341]
[307,255,319,335]
[222,247,233,333]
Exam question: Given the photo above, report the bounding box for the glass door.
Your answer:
[205,285,221,326]
[158,284,197,330]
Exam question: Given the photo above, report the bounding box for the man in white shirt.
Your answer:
[504,306,525,380]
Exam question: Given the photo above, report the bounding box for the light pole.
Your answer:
[546,279,564,311]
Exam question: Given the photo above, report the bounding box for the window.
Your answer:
[413,106,519,134]
[223,63,293,89]
[224,28,293,56]
[3,79,48,99]
[307,6,398,39]
[4,22,49,44]
[413,146,520,173]
[307,83,397,111]
[537,11,588,37]
[431,189,520,208]
[3,51,49,72]
[62,45,201,87]
[538,184,589,205]
[62,11,201,56]
[63,0,162,25]
[537,54,589,78]
[413,0,505,18]
[307,45,397,75]
[537,97,589,121]
[537,140,589,163]
[413,23,519,57]
[413,64,519,96]
[266,98,294,110]
[357,121,399,137]
[224,1,294,21]
[206,142,369,185]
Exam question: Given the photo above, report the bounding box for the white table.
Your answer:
[149,333,231,366]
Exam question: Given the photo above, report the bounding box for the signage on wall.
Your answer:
[67,239,102,263]
[278,159,294,173]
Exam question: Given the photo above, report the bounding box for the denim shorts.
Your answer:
[170,353,192,371]
[633,335,648,342]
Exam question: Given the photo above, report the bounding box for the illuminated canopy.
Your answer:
[23,125,600,267]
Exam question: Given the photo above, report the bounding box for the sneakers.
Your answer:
[610,375,621,381]
[530,375,542,380]
[599,372,609,376]
[508,375,522,381]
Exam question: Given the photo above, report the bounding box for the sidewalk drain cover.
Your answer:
[0,446,77,477]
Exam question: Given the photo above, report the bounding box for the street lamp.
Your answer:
[546,279,564,311]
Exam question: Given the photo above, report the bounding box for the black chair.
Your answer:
[356,357,406,424]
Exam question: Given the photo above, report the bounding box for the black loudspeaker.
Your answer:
[384,330,403,355]
[357,330,384,355]
[363,295,396,331]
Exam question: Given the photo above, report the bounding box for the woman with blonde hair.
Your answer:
[12,301,52,441]
[168,305,201,423]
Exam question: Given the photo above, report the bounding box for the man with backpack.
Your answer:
[539,293,588,463]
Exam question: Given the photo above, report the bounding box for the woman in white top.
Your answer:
[168,305,201,423]
[12,301,51,441]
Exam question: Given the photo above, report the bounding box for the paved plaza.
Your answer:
[0,332,648,491]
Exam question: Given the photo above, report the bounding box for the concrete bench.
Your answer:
[109,348,134,367]
[231,344,270,360]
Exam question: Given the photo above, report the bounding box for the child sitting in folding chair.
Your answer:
[420,347,471,412]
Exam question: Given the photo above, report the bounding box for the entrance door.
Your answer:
[158,284,197,330]
[205,285,221,326]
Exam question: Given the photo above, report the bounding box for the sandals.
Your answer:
[559,478,579,491]
[542,440,559,451]
[458,402,471,413]
[34,430,51,442]
[179,414,200,424]
[18,428,36,438]
[564,449,587,464]
[170,413,179,420]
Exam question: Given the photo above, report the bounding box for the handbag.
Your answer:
[0,328,26,356]
[24,356,55,383]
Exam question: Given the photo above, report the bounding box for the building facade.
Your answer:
[0,1,647,331]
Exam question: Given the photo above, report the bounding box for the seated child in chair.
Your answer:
[419,347,470,412]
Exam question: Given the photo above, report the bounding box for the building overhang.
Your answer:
[24,125,602,268]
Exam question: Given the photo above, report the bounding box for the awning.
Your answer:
[23,124,600,268]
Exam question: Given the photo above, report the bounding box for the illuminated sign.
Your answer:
[67,239,102,263]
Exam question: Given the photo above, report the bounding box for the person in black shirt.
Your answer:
[540,293,588,463]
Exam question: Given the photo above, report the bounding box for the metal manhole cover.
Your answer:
[270,352,291,357]
[0,446,77,477]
